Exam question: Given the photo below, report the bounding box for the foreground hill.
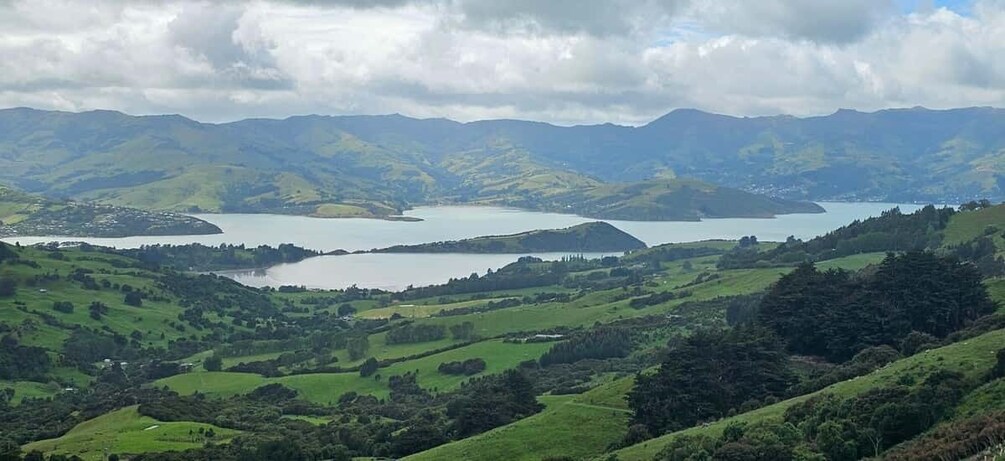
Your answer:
[373,222,647,253]
[3,106,999,219]
[0,186,220,238]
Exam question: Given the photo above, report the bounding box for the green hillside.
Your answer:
[407,377,635,461]
[23,406,239,461]
[0,186,220,237]
[0,107,1001,217]
[13,107,975,221]
[373,221,648,253]
[608,327,1005,461]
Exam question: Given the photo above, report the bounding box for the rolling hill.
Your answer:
[3,106,1000,221]
[372,221,648,253]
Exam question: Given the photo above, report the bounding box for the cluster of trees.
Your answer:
[61,328,133,365]
[385,323,446,345]
[113,243,322,271]
[718,205,956,269]
[539,328,634,367]
[758,252,995,361]
[0,335,51,380]
[654,369,973,461]
[946,231,1005,276]
[391,261,563,301]
[884,410,1005,460]
[628,326,793,435]
[438,358,486,376]
[87,301,108,320]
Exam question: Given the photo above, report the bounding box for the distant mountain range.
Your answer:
[0,106,1000,220]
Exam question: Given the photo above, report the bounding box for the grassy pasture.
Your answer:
[407,377,635,461]
[155,339,553,403]
[23,405,239,460]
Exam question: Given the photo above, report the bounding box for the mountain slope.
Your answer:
[2,106,999,221]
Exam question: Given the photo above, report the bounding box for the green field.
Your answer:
[0,380,61,404]
[357,297,517,319]
[156,339,553,403]
[24,406,239,460]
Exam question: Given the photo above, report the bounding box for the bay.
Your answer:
[2,202,925,290]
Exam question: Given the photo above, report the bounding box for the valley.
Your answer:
[2,201,1004,461]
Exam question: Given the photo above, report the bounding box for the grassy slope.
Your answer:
[407,377,635,461]
[607,327,1005,461]
[23,405,239,461]
[943,205,1005,246]
[0,247,202,353]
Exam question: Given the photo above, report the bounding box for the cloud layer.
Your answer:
[0,0,1001,124]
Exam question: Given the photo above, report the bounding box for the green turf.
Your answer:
[23,405,239,460]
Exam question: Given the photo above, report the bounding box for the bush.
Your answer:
[438,358,486,376]
[124,291,143,307]
[0,277,15,297]
[52,301,74,314]
[203,354,222,372]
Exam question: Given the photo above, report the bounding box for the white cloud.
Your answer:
[686,0,896,44]
[0,0,1000,124]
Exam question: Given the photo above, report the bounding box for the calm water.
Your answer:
[2,202,925,290]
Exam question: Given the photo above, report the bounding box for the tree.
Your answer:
[52,301,74,314]
[337,303,356,317]
[204,354,222,372]
[124,291,143,307]
[347,335,369,361]
[993,348,1005,379]
[629,327,794,435]
[0,277,15,297]
[359,357,379,377]
[0,437,20,461]
[88,301,108,320]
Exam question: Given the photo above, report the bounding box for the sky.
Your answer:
[0,0,1001,125]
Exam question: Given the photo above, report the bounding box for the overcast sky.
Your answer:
[0,0,1001,125]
